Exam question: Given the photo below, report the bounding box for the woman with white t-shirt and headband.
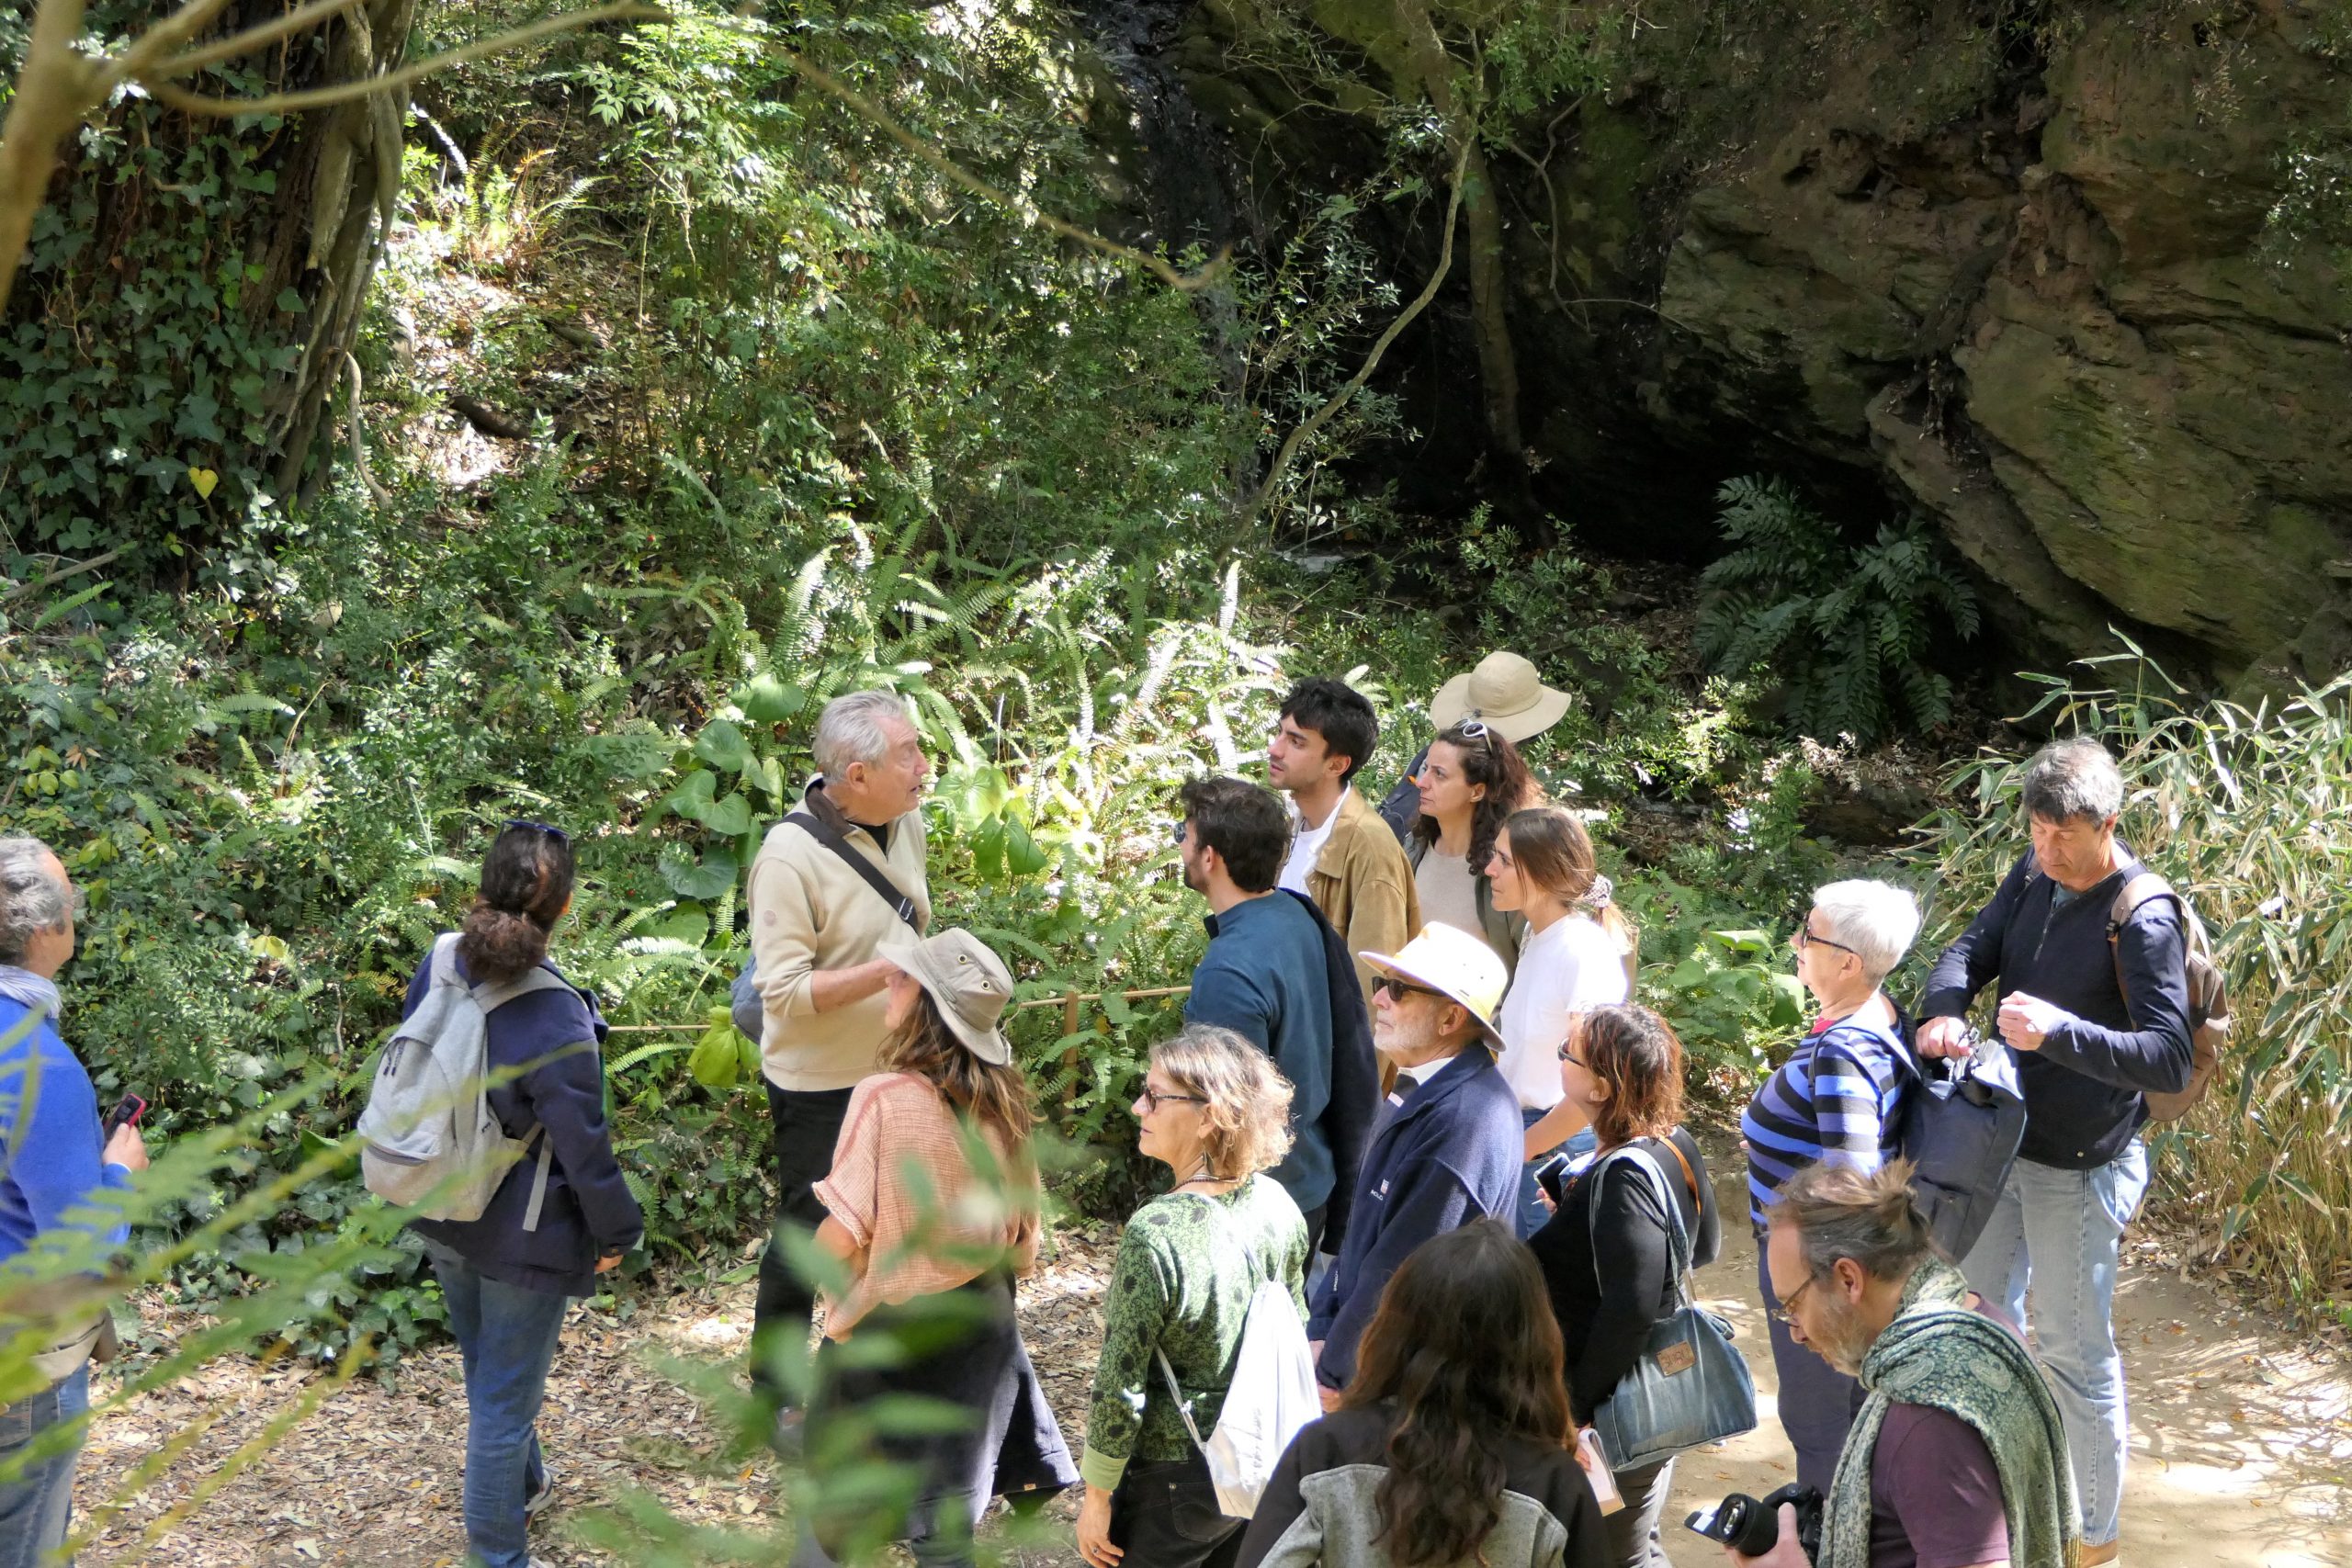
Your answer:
[1486,806,1637,1238]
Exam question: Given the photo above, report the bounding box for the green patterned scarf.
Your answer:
[1819,1258,2080,1568]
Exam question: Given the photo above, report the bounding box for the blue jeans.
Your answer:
[433,1251,569,1568]
[1517,1110,1596,1239]
[1959,1141,2149,1548]
[0,1361,87,1568]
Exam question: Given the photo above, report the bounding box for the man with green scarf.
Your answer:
[1727,1160,2080,1568]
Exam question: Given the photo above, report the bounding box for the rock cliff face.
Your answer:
[1171,1,2352,687]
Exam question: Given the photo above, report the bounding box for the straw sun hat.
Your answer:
[1359,923,1509,1048]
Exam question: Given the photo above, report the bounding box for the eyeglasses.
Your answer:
[1767,1272,1822,1326]
[505,818,571,843]
[1137,1085,1205,1113]
[1376,977,1446,1004]
[1555,1043,1587,1066]
[1791,923,1855,956]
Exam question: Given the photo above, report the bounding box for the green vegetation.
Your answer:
[1696,476,1982,745]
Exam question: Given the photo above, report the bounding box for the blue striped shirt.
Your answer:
[1741,1012,1911,1229]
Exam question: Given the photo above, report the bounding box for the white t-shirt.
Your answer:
[1279,788,1349,896]
[1495,914,1630,1109]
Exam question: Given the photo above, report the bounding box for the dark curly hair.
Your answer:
[458,823,575,984]
[1411,722,1536,873]
[1345,1219,1576,1567]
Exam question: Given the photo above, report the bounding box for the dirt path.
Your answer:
[73,1178,2352,1566]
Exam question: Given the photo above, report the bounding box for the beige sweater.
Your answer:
[746,795,932,1091]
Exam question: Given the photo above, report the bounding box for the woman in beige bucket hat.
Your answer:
[799,927,1077,1562]
[1376,651,1573,842]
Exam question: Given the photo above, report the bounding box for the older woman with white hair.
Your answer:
[1739,877,1921,1494]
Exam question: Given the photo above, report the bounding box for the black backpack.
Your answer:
[1889,1022,2026,1262]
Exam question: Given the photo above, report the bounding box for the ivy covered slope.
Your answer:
[0,0,1295,1366]
[0,0,422,558]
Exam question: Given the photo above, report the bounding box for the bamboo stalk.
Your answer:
[602,983,1192,1032]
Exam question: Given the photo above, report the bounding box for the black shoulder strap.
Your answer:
[787,810,919,928]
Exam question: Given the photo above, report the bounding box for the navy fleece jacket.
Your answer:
[1918,847,2192,1169]
[405,945,643,1295]
[1187,891,1338,1216]
[1306,1043,1519,1387]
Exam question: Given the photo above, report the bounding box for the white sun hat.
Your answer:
[1429,650,1572,744]
[1359,922,1509,1047]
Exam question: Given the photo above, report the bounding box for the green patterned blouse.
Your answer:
[1079,1174,1309,1491]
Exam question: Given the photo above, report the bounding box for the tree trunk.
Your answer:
[0,0,413,560]
[1391,0,1531,514]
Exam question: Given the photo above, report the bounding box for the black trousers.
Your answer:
[751,1079,858,1399]
[1108,1454,1242,1568]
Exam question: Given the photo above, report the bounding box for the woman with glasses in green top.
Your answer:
[1408,721,1538,979]
[1076,1025,1309,1568]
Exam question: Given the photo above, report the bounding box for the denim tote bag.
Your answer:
[1584,1143,1758,1472]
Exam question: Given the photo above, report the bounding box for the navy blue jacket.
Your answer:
[1375,746,1430,844]
[405,946,643,1295]
[1188,892,1339,1217]
[1918,847,2192,1170]
[1306,1043,1520,1388]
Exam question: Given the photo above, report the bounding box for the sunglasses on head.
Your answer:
[1454,718,1497,750]
[505,818,571,843]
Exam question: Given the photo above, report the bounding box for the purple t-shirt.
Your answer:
[1868,1401,2011,1568]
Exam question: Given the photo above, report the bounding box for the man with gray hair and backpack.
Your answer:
[1915,737,2200,1568]
[743,688,933,1426]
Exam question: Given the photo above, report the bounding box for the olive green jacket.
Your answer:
[1305,787,1423,1012]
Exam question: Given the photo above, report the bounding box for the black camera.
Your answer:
[1685,1483,1824,1560]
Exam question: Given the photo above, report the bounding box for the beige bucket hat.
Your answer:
[893,928,1016,1066]
[1359,922,1509,1048]
[1429,650,1572,744]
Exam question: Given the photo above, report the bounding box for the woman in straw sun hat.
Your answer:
[797,927,1076,1564]
[1377,651,1574,842]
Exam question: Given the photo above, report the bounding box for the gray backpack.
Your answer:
[357,933,571,1226]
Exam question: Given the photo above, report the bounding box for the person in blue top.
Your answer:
[1739,877,1919,1495]
[1178,776,1344,1256]
[1307,923,1519,1404]
[0,835,145,1566]
[404,822,642,1568]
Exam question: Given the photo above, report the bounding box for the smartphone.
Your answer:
[103,1092,147,1139]
[1534,1154,1569,1207]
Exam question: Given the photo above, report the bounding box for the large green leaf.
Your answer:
[693,718,756,773]
[740,673,807,723]
[689,1024,741,1090]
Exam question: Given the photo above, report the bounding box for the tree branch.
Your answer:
[149,2,666,118]
[763,45,1227,294]
[146,0,368,80]
[1239,135,1472,531]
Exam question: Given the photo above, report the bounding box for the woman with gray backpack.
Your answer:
[391,820,641,1568]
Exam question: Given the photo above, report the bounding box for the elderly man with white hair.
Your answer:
[1739,877,1922,1494]
[743,689,933,1425]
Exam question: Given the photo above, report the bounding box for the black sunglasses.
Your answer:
[505,818,571,843]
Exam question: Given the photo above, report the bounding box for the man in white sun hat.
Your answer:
[1377,650,1574,843]
[1305,922,1521,1404]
